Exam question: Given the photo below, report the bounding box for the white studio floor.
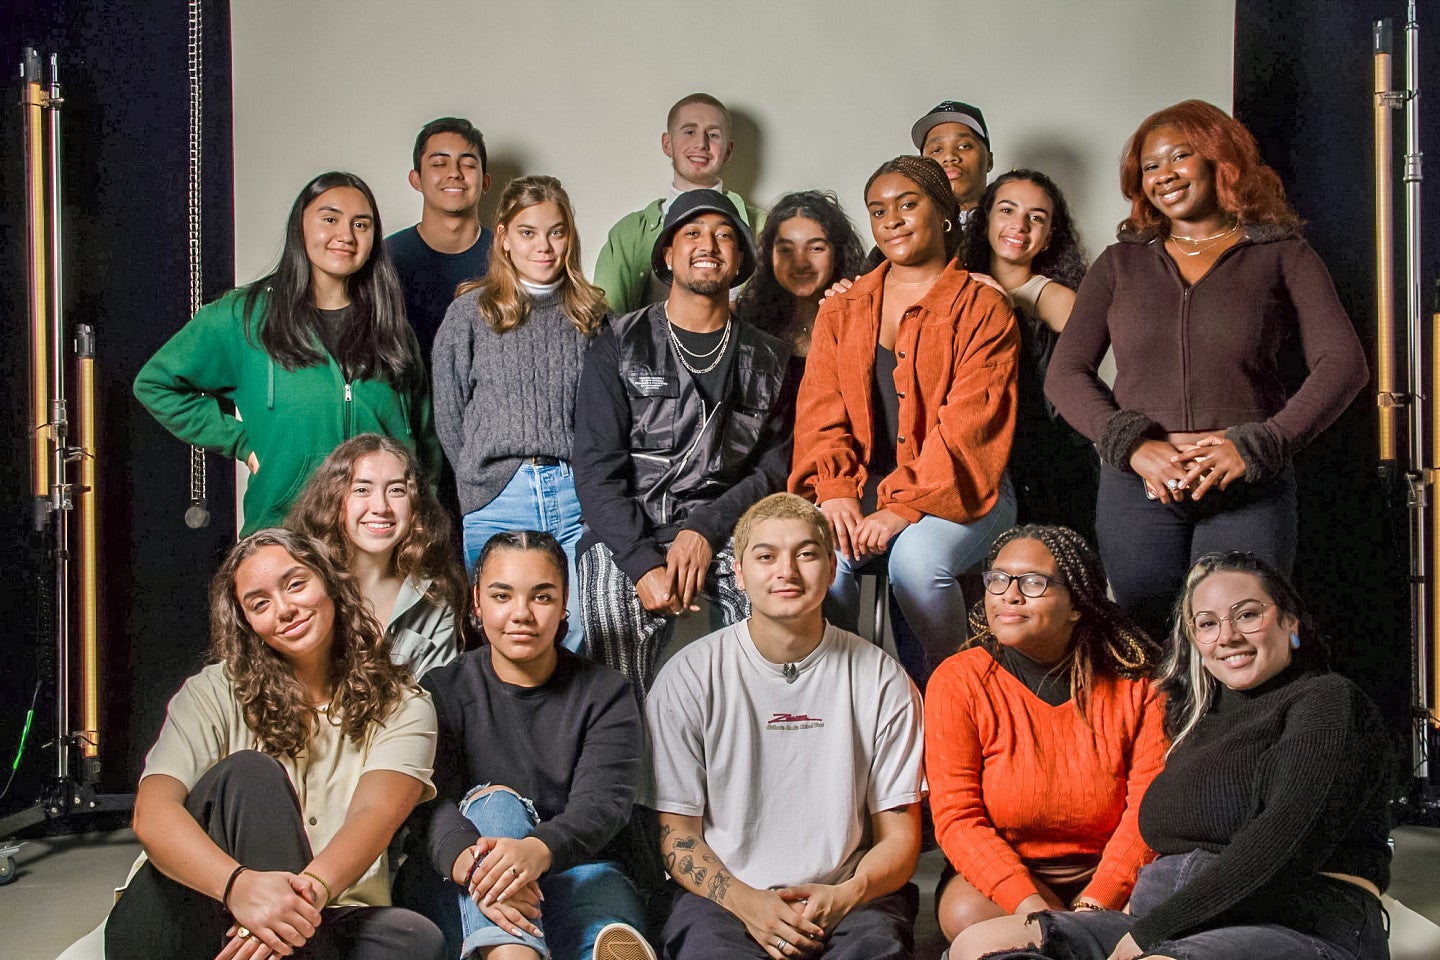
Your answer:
[3,826,1440,960]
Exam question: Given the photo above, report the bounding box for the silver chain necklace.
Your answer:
[665,303,733,375]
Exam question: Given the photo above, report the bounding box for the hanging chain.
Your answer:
[184,0,209,527]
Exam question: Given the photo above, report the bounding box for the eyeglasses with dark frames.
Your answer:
[981,569,1065,599]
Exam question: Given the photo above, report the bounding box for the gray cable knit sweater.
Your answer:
[431,286,593,516]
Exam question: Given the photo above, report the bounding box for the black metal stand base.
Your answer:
[0,776,133,885]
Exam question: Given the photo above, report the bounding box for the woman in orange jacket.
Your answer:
[790,154,1019,682]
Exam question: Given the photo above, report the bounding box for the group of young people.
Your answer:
[113,89,1390,960]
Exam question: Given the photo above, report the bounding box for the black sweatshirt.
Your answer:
[1132,666,1391,949]
[418,646,642,880]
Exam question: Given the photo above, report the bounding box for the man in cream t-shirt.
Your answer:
[646,493,924,959]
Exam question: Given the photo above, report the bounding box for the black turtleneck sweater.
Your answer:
[1132,666,1391,949]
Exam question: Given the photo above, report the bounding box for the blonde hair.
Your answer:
[733,492,835,559]
[456,175,607,337]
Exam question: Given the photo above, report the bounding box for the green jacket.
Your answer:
[134,288,442,535]
[592,189,765,314]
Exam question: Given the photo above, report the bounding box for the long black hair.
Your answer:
[735,190,865,342]
[962,169,1088,290]
[241,171,418,387]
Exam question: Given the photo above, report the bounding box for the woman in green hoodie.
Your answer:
[135,171,441,534]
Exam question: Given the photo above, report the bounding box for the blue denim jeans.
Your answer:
[462,462,584,653]
[456,786,646,960]
[829,476,1016,679]
[1026,851,1389,960]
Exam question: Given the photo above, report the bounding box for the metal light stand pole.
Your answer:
[1,47,130,882]
[1377,4,1438,820]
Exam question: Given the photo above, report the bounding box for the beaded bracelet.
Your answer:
[222,865,249,911]
[302,870,334,906]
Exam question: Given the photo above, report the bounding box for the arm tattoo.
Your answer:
[707,871,732,904]
[662,827,734,904]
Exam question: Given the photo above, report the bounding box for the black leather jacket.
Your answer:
[574,303,793,584]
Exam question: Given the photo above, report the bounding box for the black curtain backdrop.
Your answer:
[0,0,1434,818]
[1235,0,1438,753]
[0,0,235,817]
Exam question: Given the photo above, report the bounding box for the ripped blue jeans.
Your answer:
[456,785,645,960]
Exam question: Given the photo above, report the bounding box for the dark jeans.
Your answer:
[661,884,918,959]
[1095,463,1296,641]
[105,750,444,960]
[1001,851,1389,960]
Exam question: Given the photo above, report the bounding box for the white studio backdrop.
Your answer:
[229,0,1236,283]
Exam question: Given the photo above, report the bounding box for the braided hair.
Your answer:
[865,155,963,261]
[964,524,1159,721]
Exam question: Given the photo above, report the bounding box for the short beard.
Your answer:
[676,276,727,297]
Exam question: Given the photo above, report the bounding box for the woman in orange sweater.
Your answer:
[925,524,1166,945]
[790,154,1019,683]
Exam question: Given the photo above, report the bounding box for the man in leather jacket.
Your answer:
[574,189,794,698]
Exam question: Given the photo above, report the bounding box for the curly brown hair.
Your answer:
[1118,99,1300,239]
[286,433,467,617]
[209,527,417,757]
[964,524,1159,722]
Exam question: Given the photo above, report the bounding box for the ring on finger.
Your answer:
[775,938,787,953]
[510,866,519,878]
[1165,478,1180,491]
[236,927,252,940]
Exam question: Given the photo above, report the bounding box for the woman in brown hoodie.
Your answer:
[1046,100,1367,640]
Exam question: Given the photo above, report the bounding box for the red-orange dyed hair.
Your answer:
[1118,99,1299,237]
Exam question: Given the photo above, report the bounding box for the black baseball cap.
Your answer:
[911,101,990,152]
[651,188,757,287]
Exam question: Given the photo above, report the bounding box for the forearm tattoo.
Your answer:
[661,826,733,904]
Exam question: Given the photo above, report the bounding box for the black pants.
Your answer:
[1095,463,1296,641]
[105,750,444,960]
[661,884,918,959]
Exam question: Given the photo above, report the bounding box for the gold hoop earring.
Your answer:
[942,219,953,233]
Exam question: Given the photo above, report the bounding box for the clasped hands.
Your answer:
[637,530,714,616]
[216,869,323,960]
[450,835,547,940]
[733,881,860,959]
[1130,435,1246,504]
[820,498,910,563]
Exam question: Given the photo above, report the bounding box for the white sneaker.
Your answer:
[592,921,657,960]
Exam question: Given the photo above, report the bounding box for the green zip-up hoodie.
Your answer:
[134,288,442,535]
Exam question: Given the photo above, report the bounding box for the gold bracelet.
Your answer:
[1070,898,1103,911]
[303,870,334,906]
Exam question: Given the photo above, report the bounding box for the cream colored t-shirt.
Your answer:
[647,622,925,889]
[140,662,437,906]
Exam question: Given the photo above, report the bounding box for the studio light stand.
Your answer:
[1374,4,1440,823]
[0,47,131,882]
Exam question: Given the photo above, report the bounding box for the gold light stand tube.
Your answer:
[76,326,99,760]
[1375,21,1399,467]
[23,48,50,511]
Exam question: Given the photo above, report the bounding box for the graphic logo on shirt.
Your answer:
[767,712,824,731]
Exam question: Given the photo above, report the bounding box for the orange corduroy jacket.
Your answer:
[789,258,1019,524]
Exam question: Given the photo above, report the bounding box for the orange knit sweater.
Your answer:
[925,646,1167,912]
